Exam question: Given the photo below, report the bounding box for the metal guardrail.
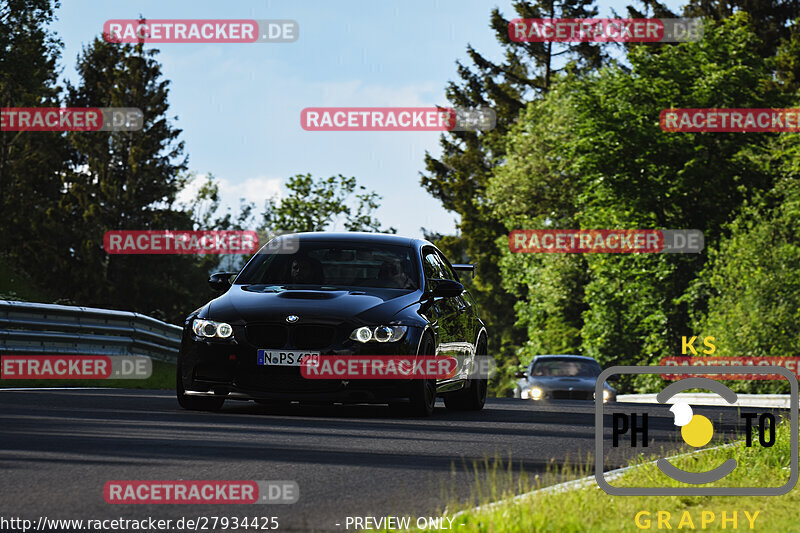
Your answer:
[618,393,795,408]
[0,300,182,363]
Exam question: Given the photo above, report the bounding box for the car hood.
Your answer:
[527,375,607,391]
[204,284,422,325]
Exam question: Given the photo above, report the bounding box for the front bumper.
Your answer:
[178,322,426,403]
[521,387,616,402]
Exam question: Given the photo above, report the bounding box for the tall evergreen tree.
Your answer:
[683,0,800,58]
[0,0,70,283]
[421,1,607,370]
[626,0,800,59]
[61,35,197,320]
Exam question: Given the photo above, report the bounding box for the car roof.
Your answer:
[531,355,600,363]
[270,231,427,248]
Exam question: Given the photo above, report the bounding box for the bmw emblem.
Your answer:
[286,315,299,323]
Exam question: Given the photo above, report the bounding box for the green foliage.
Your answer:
[0,5,396,324]
[489,87,587,367]
[0,0,71,284]
[683,0,800,59]
[489,13,797,392]
[0,256,54,302]
[685,137,800,392]
[420,2,611,394]
[5,0,800,398]
[444,421,796,532]
[260,173,395,234]
[57,37,206,322]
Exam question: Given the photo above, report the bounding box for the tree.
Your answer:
[683,0,800,59]
[421,1,609,375]
[685,138,800,393]
[180,172,258,273]
[0,0,70,283]
[260,173,395,234]
[488,85,588,374]
[490,13,789,392]
[570,13,786,381]
[60,35,200,321]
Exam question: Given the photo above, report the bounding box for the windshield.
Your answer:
[236,241,419,290]
[531,359,601,377]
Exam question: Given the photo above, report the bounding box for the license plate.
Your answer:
[257,350,319,367]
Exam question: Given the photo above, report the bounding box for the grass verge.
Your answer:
[397,421,796,532]
[0,359,176,389]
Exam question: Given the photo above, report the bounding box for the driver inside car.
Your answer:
[378,258,411,288]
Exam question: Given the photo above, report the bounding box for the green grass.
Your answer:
[0,255,56,302]
[1,256,176,390]
[0,359,176,389]
[393,421,796,532]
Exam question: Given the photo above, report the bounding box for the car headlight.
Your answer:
[349,326,407,343]
[603,389,611,402]
[522,387,543,400]
[192,319,233,339]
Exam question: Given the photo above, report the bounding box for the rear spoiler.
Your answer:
[452,264,475,278]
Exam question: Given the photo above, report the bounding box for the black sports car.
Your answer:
[177,232,488,416]
[513,355,617,402]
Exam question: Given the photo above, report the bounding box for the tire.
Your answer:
[176,363,225,412]
[407,375,437,417]
[443,338,488,411]
[390,333,437,417]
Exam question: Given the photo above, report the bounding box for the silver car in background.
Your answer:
[513,355,616,402]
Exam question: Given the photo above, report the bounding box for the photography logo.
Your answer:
[595,366,798,495]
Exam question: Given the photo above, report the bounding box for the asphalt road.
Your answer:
[0,390,773,532]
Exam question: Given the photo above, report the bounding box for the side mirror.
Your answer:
[427,278,464,298]
[208,271,237,291]
[514,371,527,379]
[452,264,476,278]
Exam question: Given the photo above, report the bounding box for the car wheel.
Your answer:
[176,362,225,412]
[391,333,436,417]
[443,338,488,411]
[408,375,437,417]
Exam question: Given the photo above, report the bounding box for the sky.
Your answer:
[52,1,686,238]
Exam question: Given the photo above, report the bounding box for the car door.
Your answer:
[434,249,472,353]
[421,247,460,357]
[438,250,477,345]
[435,249,479,382]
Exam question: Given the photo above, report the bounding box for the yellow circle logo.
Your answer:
[681,414,714,447]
